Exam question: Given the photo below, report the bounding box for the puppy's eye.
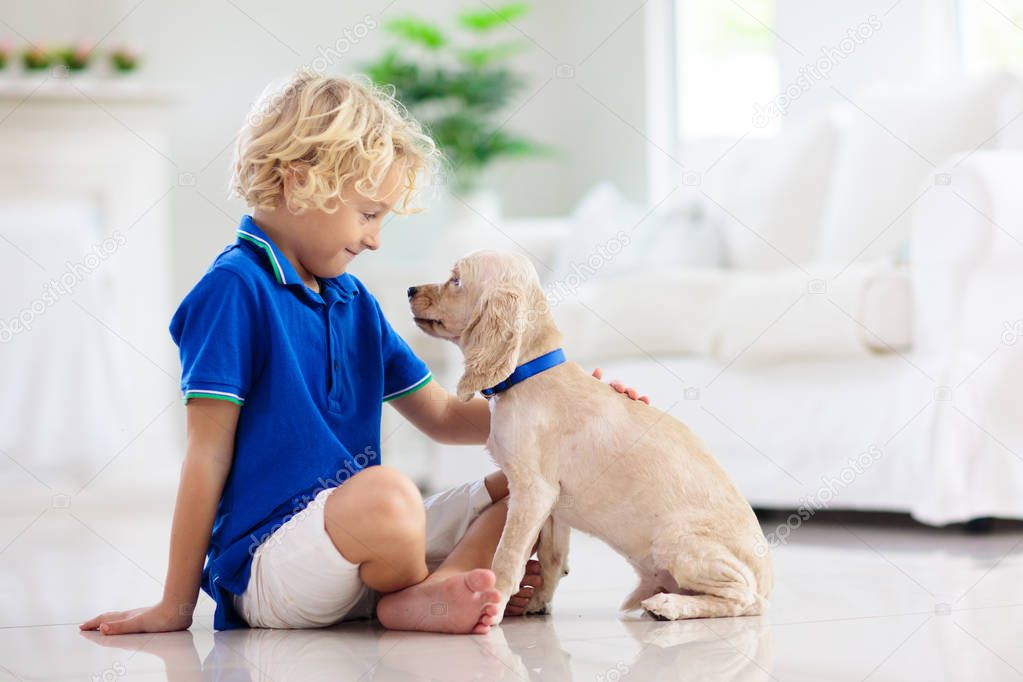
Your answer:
[449,276,460,287]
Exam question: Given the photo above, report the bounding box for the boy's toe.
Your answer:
[465,568,496,593]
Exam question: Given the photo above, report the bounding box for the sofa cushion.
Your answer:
[817,73,1022,266]
[703,112,839,269]
[710,263,911,367]
[551,268,725,363]
[551,263,911,366]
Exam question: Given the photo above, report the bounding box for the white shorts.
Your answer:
[232,478,494,629]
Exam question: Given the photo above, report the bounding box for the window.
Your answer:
[959,0,1023,72]
[675,0,780,138]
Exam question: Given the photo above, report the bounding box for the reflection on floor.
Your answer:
[2,504,1022,681]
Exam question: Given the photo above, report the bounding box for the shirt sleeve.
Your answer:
[168,268,262,406]
[373,296,432,403]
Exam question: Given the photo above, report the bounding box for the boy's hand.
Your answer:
[80,601,192,635]
[592,367,650,405]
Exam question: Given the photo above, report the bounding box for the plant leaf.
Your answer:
[456,41,526,68]
[458,2,529,32]
[385,17,447,49]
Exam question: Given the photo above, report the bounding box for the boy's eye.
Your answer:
[362,213,377,221]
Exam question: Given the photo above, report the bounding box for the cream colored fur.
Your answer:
[409,250,773,623]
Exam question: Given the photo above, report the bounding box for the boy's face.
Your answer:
[285,163,406,279]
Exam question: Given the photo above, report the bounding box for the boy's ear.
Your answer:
[456,288,524,401]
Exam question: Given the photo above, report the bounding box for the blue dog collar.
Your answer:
[480,348,566,398]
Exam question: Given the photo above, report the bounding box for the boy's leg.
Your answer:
[324,465,501,634]
[376,471,544,631]
[323,465,430,592]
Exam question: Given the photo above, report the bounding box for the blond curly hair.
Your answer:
[230,71,441,214]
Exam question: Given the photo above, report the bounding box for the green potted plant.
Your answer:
[110,45,140,73]
[58,41,93,72]
[22,43,52,72]
[362,3,550,199]
[0,41,12,71]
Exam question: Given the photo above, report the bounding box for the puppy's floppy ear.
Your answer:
[457,287,524,401]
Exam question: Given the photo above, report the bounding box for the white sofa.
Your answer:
[374,73,1023,526]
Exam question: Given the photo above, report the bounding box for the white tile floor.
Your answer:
[2,501,1022,681]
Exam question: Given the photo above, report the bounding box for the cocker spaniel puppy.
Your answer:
[408,250,772,622]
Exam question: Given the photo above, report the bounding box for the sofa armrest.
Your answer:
[910,150,1023,355]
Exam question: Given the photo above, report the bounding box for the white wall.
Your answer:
[0,0,653,298]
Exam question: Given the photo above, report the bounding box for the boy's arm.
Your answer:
[389,368,651,447]
[80,398,239,635]
[390,379,490,445]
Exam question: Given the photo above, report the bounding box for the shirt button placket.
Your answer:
[327,302,343,412]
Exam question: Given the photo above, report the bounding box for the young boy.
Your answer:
[80,72,647,637]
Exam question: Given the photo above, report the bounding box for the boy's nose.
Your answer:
[362,230,380,251]
[407,286,418,299]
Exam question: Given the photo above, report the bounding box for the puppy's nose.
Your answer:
[407,286,418,299]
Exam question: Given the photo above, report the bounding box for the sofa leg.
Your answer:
[964,517,995,534]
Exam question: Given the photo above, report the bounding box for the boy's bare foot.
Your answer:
[376,568,502,635]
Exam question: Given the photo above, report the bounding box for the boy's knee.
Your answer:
[325,465,425,542]
[484,470,509,502]
[359,465,424,522]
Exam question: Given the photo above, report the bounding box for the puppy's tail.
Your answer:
[620,576,663,612]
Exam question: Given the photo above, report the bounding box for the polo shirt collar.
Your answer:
[236,215,359,303]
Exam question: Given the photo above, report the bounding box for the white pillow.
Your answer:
[702,112,838,269]
[817,73,1022,265]
[631,193,723,269]
[550,183,646,284]
[710,263,910,367]
[552,268,726,363]
[552,183,724,290]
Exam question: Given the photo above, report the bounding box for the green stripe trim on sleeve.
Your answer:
[183,391,245,406]
[382,373,433,402]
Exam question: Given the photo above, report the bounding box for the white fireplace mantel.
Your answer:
[0,77,180,495]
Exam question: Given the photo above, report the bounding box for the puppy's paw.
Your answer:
[524,592,553,615]
[642,593,682,620]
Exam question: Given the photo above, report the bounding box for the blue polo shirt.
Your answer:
[169,215,432,630]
